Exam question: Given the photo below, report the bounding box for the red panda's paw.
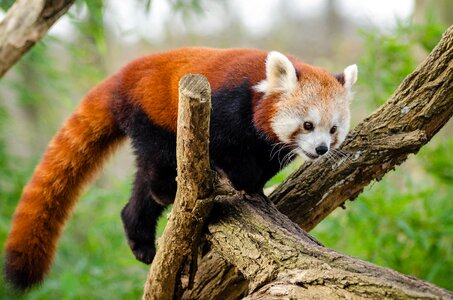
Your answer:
[121,204,157,264]
[127,238,156,264]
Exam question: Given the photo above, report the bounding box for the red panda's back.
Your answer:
[117,48,268,132]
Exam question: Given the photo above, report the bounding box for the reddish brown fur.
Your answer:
[4,77,126,290]
[253,92,280,140]
[119,47,268,132]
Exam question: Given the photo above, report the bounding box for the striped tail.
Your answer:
[4,80,125,291]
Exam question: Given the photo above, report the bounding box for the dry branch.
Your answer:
[183,25,453,298]
[142,75,214,299]
[0,0,75,78]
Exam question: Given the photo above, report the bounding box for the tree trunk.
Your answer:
[0,0,75,78]
[182,25,453,299]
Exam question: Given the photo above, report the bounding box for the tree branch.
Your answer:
[206,191,452,299]
[142,75,214,299]
[183,25,453,298]
[0,0,75,78]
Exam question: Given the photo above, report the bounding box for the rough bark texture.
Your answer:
[206,191,452,299]
[0,0,75,78]
[182,25,453,299]
[143,75,215,300]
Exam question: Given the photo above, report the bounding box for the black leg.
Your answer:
[121,173,165,264]
[117,102,178,263]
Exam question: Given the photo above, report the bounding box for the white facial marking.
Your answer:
[271,112,301,143]
[332,111,340,126]
[295,107,329,156]
[307,107,321,125]
[296,130,331,158]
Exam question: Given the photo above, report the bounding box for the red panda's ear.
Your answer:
[255,51,297,94]
[339,64,358,91]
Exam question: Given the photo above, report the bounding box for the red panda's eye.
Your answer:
[303,122,314,131]
[330,126,337,134]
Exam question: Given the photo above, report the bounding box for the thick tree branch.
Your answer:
[143,75,214,299]
[206,191,452,299]
[183,25,453,298]
[0,0,75,78]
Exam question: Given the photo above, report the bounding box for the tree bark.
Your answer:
[0,0,75,78]
[182,25,453,299]
[206,191,452,299]
[143,75,215,299]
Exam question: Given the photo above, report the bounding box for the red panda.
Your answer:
[3,47,357,291]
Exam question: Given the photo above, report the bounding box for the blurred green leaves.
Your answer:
[71,1,108,58]
[421,139,453,184]
[358,20,444,107]
[0,0,14,11]
[312,170,453,289]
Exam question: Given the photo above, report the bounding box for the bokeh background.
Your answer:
[0,0,452,298]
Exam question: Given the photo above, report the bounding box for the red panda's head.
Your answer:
[254,51,357,161]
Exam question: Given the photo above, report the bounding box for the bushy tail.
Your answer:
[4,81,125,291]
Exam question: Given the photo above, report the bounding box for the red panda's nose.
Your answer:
[315,145,328,155]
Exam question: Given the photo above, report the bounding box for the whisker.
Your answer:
[335,150,348,158]
[332,149,351,161]
[270,143,283,160]
[280,153,291,168]
[279,150,288,168]
[280,149,298,168]
[270,142,294,161]
[331,148,350,161]
[270,142,284,159]
[330,150,341,160]
[325,151,336,164]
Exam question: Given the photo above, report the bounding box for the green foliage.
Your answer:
[420,136,453,184]
[414,5,451,52]
[312,169,453,289]
[0,2,116,298]
[358,20,444,107]
[169,0,203,14]
[359,26,414,106]
[71,1,108,58]
[0,95,31,300]
[0,0,14,11]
